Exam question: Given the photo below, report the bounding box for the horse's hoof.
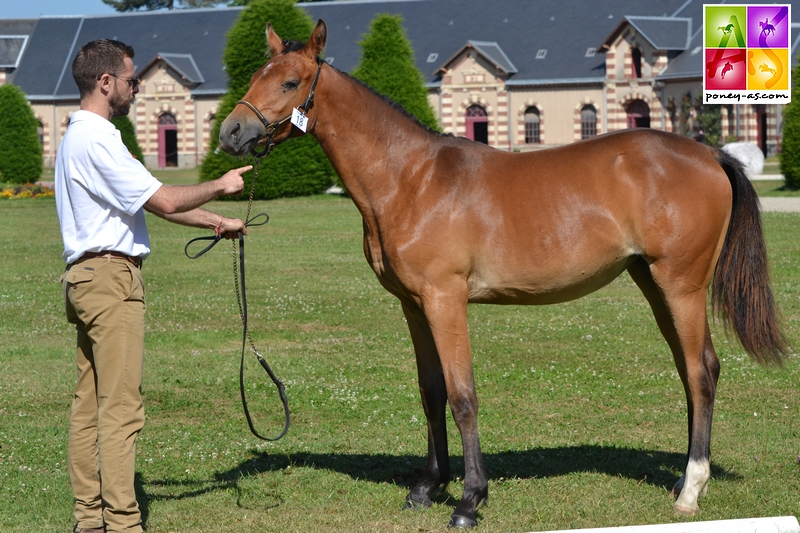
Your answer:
[674,503,698,516]
[448,514,478,528]
[402,495,431,510]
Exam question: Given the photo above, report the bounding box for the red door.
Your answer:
[157,113,178,168]
[466,105,488,144]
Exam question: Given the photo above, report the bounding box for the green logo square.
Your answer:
[705,5,747,48]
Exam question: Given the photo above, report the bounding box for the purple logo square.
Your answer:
[747,5,790,48]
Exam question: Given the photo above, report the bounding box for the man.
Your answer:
[55,39,250,533]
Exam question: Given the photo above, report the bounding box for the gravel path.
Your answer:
[759,197,800,212]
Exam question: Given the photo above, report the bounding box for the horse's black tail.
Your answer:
[712,149,787,365]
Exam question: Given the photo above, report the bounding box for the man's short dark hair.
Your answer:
[72,39,135,99]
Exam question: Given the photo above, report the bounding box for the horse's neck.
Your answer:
[310,67,435,213]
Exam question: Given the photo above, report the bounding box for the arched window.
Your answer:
[466,105,488,144]
[158,113,177,126]
[581,105,597,139]
[626,100,650,128]
[631,47,642,78]
[37,121,44,146]
[524,107,541,144]
[158,112,178,167]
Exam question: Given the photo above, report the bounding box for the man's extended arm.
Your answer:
[149,207,247,239]
[144,165,251,215]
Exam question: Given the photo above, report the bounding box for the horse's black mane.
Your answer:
[277,39,450,138]
[281,39,305,54]
[341,69,449,138]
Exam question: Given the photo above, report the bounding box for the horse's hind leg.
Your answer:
[628,258,720,515]
[401,302,451,509]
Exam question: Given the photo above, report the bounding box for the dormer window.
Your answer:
[631,47,642,78]
[536,49,547,59]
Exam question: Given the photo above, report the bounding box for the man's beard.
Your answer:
[110,85,132,117]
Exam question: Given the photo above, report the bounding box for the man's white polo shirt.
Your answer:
[56,110,163,265]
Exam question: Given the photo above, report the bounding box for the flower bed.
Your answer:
[1,183,55,199]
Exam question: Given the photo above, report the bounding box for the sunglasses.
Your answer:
[110,74,140,89]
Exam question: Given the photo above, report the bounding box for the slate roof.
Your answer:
[305,0,800,84]
[12,8,240,100]
[0,19,36,83]
[439,40,518,76]
[301,0,691,86]
[7,0,800,99]
[142,53,205,85]
[0,35,29,68]
[624,16,692,51]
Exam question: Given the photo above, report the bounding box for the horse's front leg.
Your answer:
[421,288,487,528]
[401,302,451,509]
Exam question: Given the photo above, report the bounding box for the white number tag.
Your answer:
[291,108,308,132]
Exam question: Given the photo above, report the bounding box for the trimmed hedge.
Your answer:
[780,59,800,189]
[351,14,439,131]
[0,85,43,184]
[200,0,335,199]
[111,115,146,165]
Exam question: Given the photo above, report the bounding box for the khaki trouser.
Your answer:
[62,256,146,533]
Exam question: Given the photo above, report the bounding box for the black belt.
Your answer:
[74,251,142,269]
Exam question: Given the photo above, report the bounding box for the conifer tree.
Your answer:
[0,85,43,184]
[779,59,800,189]
[201,0,335,200]
[351,14,439,131]
[111,115,146,165]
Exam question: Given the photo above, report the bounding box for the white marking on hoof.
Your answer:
[674,502,699,516]
[674,459,710,513]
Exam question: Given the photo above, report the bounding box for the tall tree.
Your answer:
[780,59,800,189]
[0,85,43,184]
[200,0,335,199]
[102,0,224,11]
[111,115,146,165]
[351,14,439,131]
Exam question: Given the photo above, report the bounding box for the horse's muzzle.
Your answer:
[219,115,264,156]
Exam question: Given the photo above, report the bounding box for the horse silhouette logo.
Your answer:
[759,18,776,37]
[721,61,734,79]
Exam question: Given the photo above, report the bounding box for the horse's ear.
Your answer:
[266,23,285,57]
[303,19,327,59]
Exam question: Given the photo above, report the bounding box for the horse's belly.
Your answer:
[467,254,635,305]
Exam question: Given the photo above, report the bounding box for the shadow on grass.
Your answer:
[135,444,737,524]
[223,445,735,492]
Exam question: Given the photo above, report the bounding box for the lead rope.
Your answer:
[184,158,289,441]
[233,158,290,441]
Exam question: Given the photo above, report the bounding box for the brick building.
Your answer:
[1,0,797,169]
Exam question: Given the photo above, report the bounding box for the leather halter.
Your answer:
[234,56,323,159]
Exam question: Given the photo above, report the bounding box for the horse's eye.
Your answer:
[282,80,299,92]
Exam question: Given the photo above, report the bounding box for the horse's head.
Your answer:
[218,19,327,157]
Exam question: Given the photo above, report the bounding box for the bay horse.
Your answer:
[218,20,787,528]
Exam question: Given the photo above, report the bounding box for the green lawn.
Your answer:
[0,192,797,532]
[151,167,207,186]
[751,179,800,197]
